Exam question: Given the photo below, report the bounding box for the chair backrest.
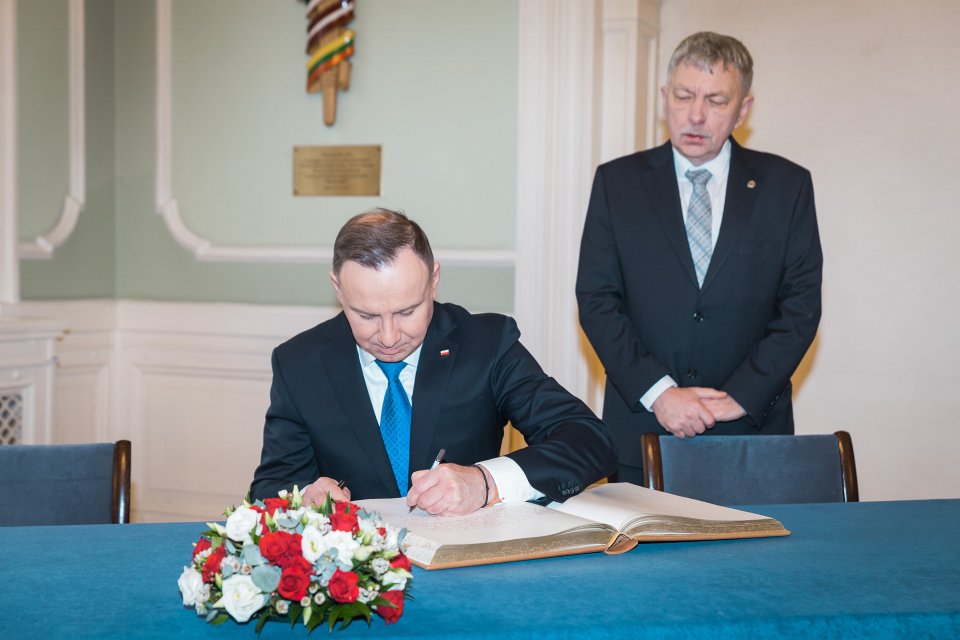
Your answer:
[0,440,131,526]
[641,431,858,506]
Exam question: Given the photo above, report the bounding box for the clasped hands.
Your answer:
[303,463,495,516]
[651,386,746,439]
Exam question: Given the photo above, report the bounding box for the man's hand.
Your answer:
[406,463,493,516]
[702,395,747,422]
[652,386,728,438]
[302,476,351,506]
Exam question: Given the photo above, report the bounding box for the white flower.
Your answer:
[216,575,269,623]
[275,507,305,531]
[358,587,378,604]
[354,546,374,562]
[371,557,390,575]
[300,596,311,607]
[177,567,205,606]
[275,599,289,615]
[225,506,261,544]
[313,592,326,606]
[383,527,401,550]
[302,511,330,531]
[301,528,359,564]
[381,571,407,592]
[358,516,379,536]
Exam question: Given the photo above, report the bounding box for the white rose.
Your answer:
[177,567,205,606]
[301,528,358,564]
[217,575,269,623]
[225,506,261,544]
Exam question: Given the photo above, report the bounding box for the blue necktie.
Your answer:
[685,168,713,287]
[375,360,411,494]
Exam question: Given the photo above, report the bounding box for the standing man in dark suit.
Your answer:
[252,209,615,514]
[576,32,822,484]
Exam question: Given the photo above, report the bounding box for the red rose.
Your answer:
[286,554,313,574]
[389,553,411,572]
[202,544,227,583]
[192,537,211,559]
[330,502,359,533]
[327,569,359,603]
[377,590,405,624]
[259,531,292,564]
[286,534,304,560]
[277,563,311,602]
[263,497,290,516]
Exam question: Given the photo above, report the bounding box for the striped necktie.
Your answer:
[685,168,713,287]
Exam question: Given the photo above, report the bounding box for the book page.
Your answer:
[548,483,776,530]
[357,497,605,547]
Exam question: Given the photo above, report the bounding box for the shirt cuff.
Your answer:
[640,375,678,411]
[478,456,544,503]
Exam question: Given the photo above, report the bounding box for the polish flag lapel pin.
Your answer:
[439,349,450,358]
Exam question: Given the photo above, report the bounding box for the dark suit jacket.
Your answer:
[251,302,616,502]
[576,140,822,467]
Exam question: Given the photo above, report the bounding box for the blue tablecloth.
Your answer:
[2,499,959,638]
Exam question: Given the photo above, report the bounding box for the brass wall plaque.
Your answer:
[293,145,381,196]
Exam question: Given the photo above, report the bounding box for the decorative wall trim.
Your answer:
[153,0,514,268]
[0,0,18,304]
[16,298,337,521]
[515,0,602,404]
[515,0,659,412]
[18,0,86,260]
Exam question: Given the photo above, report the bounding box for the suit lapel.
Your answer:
[644,143,700,287]
[702,140,761,290]
[323,314,400,495]
[407,304,457,476]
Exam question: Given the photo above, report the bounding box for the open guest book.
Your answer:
[355,482,789,570]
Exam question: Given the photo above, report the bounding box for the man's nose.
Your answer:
[380,317,401,346]
[689,98,707,124]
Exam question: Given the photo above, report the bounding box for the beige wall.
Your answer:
[659,0,960,500]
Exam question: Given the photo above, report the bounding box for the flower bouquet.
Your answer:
[178,487,413,632]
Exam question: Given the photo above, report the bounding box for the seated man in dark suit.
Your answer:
[251,209,616,515]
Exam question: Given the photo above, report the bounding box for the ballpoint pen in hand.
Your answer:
[409,448,446,513]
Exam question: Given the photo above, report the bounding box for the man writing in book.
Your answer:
[251,209,616,515]
[576,32,822,484]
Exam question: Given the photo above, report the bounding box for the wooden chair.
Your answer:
[641,431,858,505]
[0,440,131,525]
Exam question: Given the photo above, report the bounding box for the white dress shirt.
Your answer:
[357,345,543,503]
[639,140,733,411]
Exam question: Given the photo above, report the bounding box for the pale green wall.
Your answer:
[17,0,69,238]
[20,0,518,311]
[19,0,115,299]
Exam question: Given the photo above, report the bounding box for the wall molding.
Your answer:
[514,0,659,412]
[515,0,602,404]
[18,0,86,260]
[0,0,18,304]
[16,298,338,521]
[153,0,514,268]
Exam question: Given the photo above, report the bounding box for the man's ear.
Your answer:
[735,94,754,129]
[430,262,441,298]
[329,271,342,302]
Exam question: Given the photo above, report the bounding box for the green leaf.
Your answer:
[209,613,230,626]
[254,612,269,634]
[288,603,303,628]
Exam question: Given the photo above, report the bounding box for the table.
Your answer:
[2,500,959,638]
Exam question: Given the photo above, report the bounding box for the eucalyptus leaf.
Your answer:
[224,538,237,555]
[251,563,282,593]
[242,543,266,566]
